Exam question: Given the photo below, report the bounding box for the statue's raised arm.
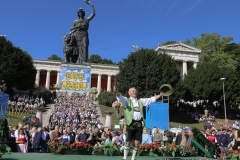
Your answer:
[84,0,95,21]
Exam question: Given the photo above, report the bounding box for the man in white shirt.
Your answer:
[114,86,161,160]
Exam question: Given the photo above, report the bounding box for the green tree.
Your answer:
[161,41,176,45]
[0,37,36,92]
[116,49,182,102]
[0,119,10,144]
[31,87,52,103]
[88,54,116,65]
[100,58,116,65]
[224,43,240,74]
[183,62,240,105]
[47,54,62,60]
[190,33,237,70]
[98,91,116,107]
[87,54,102,63]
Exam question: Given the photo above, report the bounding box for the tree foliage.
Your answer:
[47,54,62,60]
[31,87,52,102]
[0,118,10,144]
[189,33,237,70]
[88,54,115,65]
[116,49,182,103]
[224,43,240,75]
[183,62,240,105]
[161,41,176,45]
[0,37,36,92]
[100,58,115,64]
[98,91,116,107]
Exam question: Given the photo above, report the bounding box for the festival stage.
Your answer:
[3,153,214,160]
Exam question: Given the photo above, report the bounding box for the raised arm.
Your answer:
[140,94,161,107]
[87,4,95,21]
[113,86,127,109]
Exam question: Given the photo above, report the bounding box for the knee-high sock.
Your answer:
[123,146,130,160]
[131,146,138,160]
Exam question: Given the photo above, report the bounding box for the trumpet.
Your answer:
[159,84,173,97]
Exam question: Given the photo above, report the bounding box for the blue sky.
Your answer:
[1,0,240,63]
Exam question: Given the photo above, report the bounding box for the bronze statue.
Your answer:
[63,0,95,64]
[63,33,77,63]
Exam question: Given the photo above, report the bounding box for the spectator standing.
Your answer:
[42,127,50,153]
[120,128,126,146]
[153,128,162,145]
[227,129,234,149]
[218,128,229,152]
[87,128,105,146]
[76,127,88,143]
[204,108,209,117]
[206,130,216,145]
[142,129,152,144]
[186,130,193,146]
[16,128,28,153]
[163,131,173,146]
[32,127,43,152]
[67,126,76,144]
[50,126,60,142]
[61,130,70,143]
[112,131,121,144]
[9,127,17,152]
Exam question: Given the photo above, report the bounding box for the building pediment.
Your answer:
[155,41,201,54]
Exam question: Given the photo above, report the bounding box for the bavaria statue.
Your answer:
[63,0,95,64]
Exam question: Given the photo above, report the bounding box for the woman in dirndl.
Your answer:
[16,128,28,153]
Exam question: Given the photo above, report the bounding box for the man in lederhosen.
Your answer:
[113,86,161,160]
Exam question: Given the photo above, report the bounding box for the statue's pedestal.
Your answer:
[58,63,91,94]
[36,109,42,127]
[104,111,113,129]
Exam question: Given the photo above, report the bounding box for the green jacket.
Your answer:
[124,98,144,125]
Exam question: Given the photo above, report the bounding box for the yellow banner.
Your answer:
[65,72,85,81]
[61,81,87,91]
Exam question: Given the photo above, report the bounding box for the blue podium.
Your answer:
[0,93,9,119]
[145,102,169,130]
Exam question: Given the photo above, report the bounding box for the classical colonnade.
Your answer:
[33,41,201,92]
[33,61,119,92]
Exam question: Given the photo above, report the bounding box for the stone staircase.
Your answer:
[93,101,105,126]
[41,101,105,127]
[42,104,54,127]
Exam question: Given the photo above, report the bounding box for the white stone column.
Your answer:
[90,73,92,88]
[45,70,51,90]
[36,70,41,86]
[56,71,60,85]
[97,74,102,94]
[36,109,42,127]
[193,62,197,68]
[107,75,112,92]
[104,111,113,129]
[182,61,187,77]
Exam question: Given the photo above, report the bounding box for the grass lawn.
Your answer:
[99,104,237,130]
[9,117,22,127]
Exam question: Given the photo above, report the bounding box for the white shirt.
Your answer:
[117,94,156,121]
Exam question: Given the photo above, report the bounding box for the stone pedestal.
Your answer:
[104,111,113,129]
[58,63,91,94]
[36,109,42,127]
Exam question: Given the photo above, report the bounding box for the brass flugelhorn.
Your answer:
[159,84,173,96]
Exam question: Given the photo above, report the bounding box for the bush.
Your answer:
[0,118,10,144]
[31,87,52,102]
[98,91,116,107]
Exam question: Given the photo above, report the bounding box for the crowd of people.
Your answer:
[48,91,102,131]
[8,94,45,108]
[8,116,240,158]
[6,91,240,158]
